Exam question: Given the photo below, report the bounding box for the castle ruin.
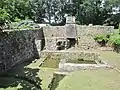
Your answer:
[0,16,114,73]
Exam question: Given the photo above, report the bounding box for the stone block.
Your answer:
[65,24,76,38]
[66,16,75,24]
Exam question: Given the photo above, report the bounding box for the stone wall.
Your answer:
[43,26,66,37]
[76,25,114,49]
[0,29,43,73]
[41,51,100,61]
[0,25,114,73]
[59,63,112,72]
[42,25,114,50]
[43,25,114,38]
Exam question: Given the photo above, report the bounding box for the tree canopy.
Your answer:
[0,0,120,29]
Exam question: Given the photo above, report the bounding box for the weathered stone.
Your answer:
[41,50,100,61]
[65,24,76,38]
[42,25,114,50]
[59,63,112,72]
[0,29,43,73]
[0,21,115,73]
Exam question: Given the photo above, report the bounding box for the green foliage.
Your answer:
[94,34,109,42]
[4,0,31,21]
[0,8,10,30]
[0,9,9,24]
[29,0,66,24]
[10,20,38,29]
[76,0,109,25]
[94,29,120,52]
[29,0,45,23]
[108,31,120,52]
[74,0,120,28]
[108,31,120,47]
[94,34,110,46]
[0,0,32,30]
[0,0,120,27]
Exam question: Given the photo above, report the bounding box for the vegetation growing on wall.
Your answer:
[94,34,110,46]
[94,27,120,52]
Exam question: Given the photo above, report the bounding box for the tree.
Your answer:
[103,0,120,28]
[29,0,66,25]
[4,0,31,21]
[0,8,10,31]
[75,0,109,25]
[74,0,120,27]
[29,0,45,23]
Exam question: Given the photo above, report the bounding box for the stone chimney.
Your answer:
[65,16,76,39]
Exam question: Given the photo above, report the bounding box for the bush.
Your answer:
[108,32,120,52]
[94,34,110,46]
[94,29,120,53]
[10,20,39,29]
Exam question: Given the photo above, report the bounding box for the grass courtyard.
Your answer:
[56,69,120,90]
[0,51,120,90]
[100,51,120,69]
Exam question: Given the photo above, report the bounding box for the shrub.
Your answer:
[94,34,110,46]
[94,29,120,52]
[108,33,120,52]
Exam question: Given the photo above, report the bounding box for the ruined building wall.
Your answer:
[43,26,66,50]
[0,29,43,73]
[76,25,114,49]
[42,25,114,50]
[0,25,114,73]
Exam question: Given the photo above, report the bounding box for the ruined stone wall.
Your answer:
[43,26,66,50]
[0,29,43,73]
[76,25,114,49]
[43,26,66,37]
[42,25,114,50]
[0,25,114,73]
[41,51,100,61]
[43,25,114,38]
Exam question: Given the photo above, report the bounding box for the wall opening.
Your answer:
[67,38,76,48]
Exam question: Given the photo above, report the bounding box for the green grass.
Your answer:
[100,51,120,69]
[37,67,56,90]
[0,58,56,90]
[41,55,61,68]
[41,59,60,68]
[56,69,120,90]
[55,51,120,90]
[0,51,120,90]
[49,73,65,90]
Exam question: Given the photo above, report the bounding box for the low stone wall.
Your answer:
[59,63,112,72]
[0,29,43,73]
[41,50,100,61]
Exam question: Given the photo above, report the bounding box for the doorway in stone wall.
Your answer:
[67,38,76,48]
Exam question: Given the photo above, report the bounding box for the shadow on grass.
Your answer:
[48,73,65,90]
[0,58,42,90]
